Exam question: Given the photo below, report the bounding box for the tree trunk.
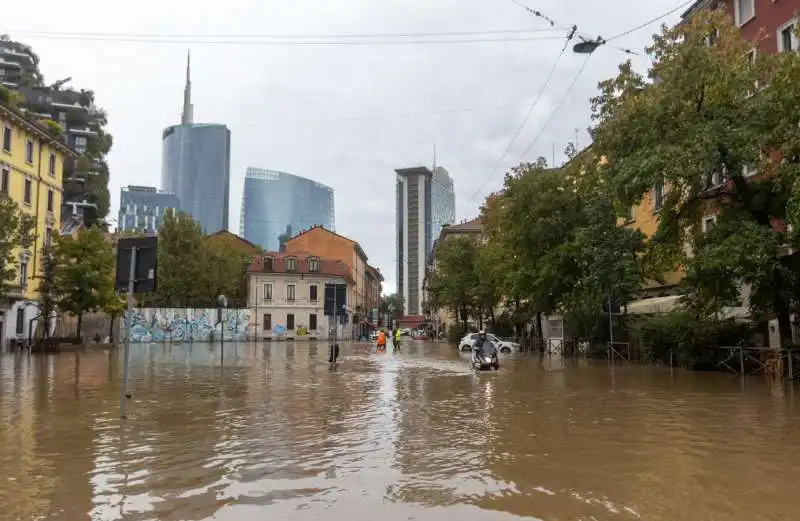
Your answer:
[536,312,545,352]
[76,314,83,340]
[108,315,116,342]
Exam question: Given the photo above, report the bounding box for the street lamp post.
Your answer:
[217,294,227,356]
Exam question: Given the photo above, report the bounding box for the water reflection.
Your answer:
[0,343,799,520]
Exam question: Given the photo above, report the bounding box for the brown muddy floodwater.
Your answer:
[1,341,799,521]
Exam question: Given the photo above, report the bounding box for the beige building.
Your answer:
[247,252,355,340]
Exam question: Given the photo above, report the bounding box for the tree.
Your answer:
[154,210,204,307]
[591,9,800,340]
[36,244,57,341]
[426,236,479,329]
[380,293,405,319]
[473,240,504,328]
[0,196,34,302]
[102,295,126,342]
[51,227,116,338]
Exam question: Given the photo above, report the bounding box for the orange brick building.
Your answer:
[284,226,383,327]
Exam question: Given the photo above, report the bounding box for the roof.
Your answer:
[286,225,369,262]
[0,103,76,157]
[681,0,716,20]
[246,251,355,283]
[441,218,483,235]
[395,166,433,177]
[204,229,260,251]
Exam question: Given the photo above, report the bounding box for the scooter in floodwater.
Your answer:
[471,344,499,371]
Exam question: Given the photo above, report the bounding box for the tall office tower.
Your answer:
[160,52,231,233]
[395,166,455,315]
[239,168,335,251]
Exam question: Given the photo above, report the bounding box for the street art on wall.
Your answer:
[125,308,251,343]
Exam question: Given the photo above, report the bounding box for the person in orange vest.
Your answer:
[377,329,386,352]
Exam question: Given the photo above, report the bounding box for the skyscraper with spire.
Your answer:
[160,51,231,233]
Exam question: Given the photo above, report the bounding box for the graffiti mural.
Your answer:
[125,308,251,343]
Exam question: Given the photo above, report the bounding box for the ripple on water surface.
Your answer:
[1,343,799,520]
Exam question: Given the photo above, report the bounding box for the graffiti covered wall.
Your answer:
[125,308,251,343]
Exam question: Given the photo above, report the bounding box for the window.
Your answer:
[47,189,54,212]
[2,126,11,152]
[287,313,295,330]
[286,257,297,271]
[263,256,274,271]
[16,307,24,335]
[710,171,724,187]
[653,181,664,211]
[627,206,635,223]
[287,284,296,301]
[18,258,28,287]
[44,227,52,248]
[705,28,719,46]
[48,152,56,176]
[24,139,34,164]
[0,168,8,193]
[23,179,32,204]
[310,284,318,301]
[734,0,755,27]
[743,164,758,177]
[263,313,272,331]
[308,257,320,272]
[74,136,87,154]
[702,215,717,233]
[778,19,798,52]
[263,283,273,300]
[309,313,318,330]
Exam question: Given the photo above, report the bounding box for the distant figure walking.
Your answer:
[377,329,387,353]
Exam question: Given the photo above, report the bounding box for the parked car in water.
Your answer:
[459,333,520,354]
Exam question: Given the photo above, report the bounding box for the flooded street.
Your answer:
[1,341,799,521]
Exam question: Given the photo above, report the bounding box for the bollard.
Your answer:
[739,346,745,376]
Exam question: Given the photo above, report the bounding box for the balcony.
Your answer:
[2,47,35,66]
[68,126,98,136]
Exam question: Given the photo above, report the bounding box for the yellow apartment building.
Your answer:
[0,102,75,342]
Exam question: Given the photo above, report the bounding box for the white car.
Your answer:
[459,333,520,354]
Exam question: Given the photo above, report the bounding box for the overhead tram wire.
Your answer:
[467,25,577,203]
[6,27,563,39]
[469,53,593,204]
[0,33,567,46]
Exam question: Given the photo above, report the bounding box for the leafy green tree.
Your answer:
[591,8,800,340]
[426,235,479,329]
[473,240,504,328]
[154,210,205,307]
[0,196,34,302]
[51,227,116,338]
[380,293,405,319]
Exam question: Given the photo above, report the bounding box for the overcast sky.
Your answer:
[2,0,688,294]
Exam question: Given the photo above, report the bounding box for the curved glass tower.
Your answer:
[161,124,231,233]
[240,168,335,251]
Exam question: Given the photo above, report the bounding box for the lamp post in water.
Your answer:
[217,294,227,356]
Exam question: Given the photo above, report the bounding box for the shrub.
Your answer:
[631,311,756,369]
[447,322,468,346]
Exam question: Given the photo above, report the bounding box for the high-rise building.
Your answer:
[118,186,181,234]
[395,166,455,315]
[239,168,335,251]
[160,52,231,233]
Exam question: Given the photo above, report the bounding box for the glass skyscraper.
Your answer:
[161,123,231,233]
[395,166,455,315]
[239,168,335,251]
[159,52,231,233]
[118,186,181,234]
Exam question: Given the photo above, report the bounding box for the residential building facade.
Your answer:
[239,168,335,251]
[395,166,455,315]
[160,54,231,233]
[118,185,180,234]
[283,225,380,335]
[0,102,74,343]
[682,0,799,54]
[246,252,354,340]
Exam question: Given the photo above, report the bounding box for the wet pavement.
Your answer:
[1,341,799,520]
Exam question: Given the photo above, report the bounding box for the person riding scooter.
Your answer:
[471,330,499,370]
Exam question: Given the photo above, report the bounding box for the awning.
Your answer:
[626,295,682,315]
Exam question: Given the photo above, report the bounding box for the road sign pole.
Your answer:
[120,247,136,419]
